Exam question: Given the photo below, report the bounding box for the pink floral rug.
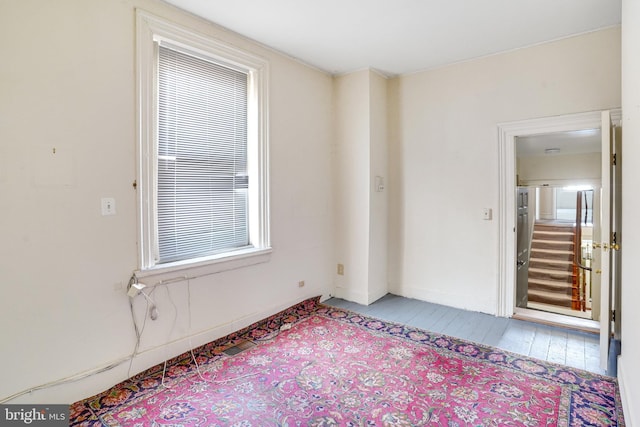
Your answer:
[70,297,624,426]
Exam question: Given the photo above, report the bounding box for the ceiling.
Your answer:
[163,0,621,76]
[516,129,602,158]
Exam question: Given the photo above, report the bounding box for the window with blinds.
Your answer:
[156,46,250,264]
[137,11,270,274]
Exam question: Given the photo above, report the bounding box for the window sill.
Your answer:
[135,247,272,284]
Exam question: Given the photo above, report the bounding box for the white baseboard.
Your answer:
[332,286,389,306]
[394,285,495,315]
[617,356,637,426]
[368,287,389,305]
[333,286,369,305]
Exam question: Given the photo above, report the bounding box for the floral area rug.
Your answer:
[70,297,624,426]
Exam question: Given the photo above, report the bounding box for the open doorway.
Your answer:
[515,184,597,320]
[514,129,602,326]
[515,128,602,326]
[498,110,622,370]
[497,111,619,330]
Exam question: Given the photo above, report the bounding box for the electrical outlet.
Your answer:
[337,263,344,275]
[298,281,305,288]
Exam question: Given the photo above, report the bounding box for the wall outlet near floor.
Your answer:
[337,263,344,275]
[298,280,305,288]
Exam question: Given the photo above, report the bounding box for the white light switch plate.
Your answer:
[101,198,116,216]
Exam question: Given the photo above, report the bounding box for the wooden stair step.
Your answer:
[532,236,575,241]
[530,248,574,261]
[527,289,573,307]
[533,230,575,242]
[534,225,575,233]
[528,278,574,293]
[529,258,573,272]
[531,239,574,250]
[529,257,572,265]
[528,267,574,281]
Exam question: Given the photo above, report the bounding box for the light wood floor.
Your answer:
[324,294,607,376]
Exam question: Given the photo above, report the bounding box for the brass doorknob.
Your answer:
[595,269,602,274]
[593,242,620,251]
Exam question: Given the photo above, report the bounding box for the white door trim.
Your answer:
[497,109,621,318]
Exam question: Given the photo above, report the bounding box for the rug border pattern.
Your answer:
[68,297,624,426]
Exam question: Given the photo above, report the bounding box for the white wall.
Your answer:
[0,0,334,404]
[537,187,557,220]
[333,70,372,303]
[333,70,389,305]
[517,152,601,185]
[368,72,389,302]
[388,27,621,314]
[619,0,640,423]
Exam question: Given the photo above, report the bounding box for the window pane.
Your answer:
[157,46,249,263]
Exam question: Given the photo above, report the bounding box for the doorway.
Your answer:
[514,128,602,323]
[515,184,597,321]
[497,110,621,336]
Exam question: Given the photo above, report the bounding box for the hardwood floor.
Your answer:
[324,293,607,376]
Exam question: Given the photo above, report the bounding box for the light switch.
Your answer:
[101,198,116,216]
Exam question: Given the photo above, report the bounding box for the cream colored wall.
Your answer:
[619,0,640,423]
[0,0,334,403]
[517,152,602,185]
[537,187,557,220]
[332,69,389,305]
[368,71,389,303]
[333,70,372,303]
[388,27,621,313]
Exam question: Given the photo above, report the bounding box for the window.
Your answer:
[136,11,270,275]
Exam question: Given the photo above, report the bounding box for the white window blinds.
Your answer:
[157,45,250,264]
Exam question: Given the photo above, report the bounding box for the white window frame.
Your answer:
[136,10,270,279]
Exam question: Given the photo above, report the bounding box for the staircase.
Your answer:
[527,221,578,308]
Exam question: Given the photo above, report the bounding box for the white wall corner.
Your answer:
[332,69,390,305]
[333,286,370,306]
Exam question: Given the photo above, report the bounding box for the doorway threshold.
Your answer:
[526,302,593,319]
[513,307,599,334]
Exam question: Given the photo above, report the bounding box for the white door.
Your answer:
[598,111,614,370]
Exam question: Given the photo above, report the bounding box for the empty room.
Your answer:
[1,0,639,425]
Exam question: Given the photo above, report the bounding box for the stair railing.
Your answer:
[574,191,592,311]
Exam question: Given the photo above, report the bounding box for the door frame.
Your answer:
[497,109,621,317]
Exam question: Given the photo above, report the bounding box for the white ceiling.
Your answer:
[516,129,602,158]
[164,0,621,76]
